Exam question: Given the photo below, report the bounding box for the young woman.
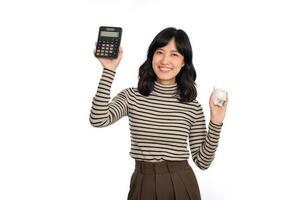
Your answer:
[90,27,228,200]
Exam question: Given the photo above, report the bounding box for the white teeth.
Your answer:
[159,67,171,71]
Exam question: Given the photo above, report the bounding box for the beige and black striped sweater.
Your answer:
[89,68,223,170]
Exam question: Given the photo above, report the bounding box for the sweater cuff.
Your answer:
[209,120,223,129]
[101,68,116,83]
[103,67,116,74]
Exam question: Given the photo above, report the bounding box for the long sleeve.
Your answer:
[189,104,223,170]
[89,68,128,128]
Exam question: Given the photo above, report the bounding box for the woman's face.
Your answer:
[152,37,185,85]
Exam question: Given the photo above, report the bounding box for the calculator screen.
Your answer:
[100,31,119,38]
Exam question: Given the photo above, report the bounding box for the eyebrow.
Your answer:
[157,48,179,53]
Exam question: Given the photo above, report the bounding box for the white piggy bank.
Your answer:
[212,86,227,106]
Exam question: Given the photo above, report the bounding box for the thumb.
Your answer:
[118,46,123,55]
[116,46,123,60]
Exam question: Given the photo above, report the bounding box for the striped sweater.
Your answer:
[89,68,223,170]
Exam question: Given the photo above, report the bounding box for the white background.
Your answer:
[0,0,299,199]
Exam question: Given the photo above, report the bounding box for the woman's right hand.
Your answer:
[93,46,123,72]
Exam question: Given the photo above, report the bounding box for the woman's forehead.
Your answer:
[158,39,178,51]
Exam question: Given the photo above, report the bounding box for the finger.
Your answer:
[116,46,123,60]
[209,92,215,107]
[209,95,213,105]
[118,46,123,55]
[223,98,228,107]
[210,91,214,99]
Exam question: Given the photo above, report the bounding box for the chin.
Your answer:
[156,74,172,80]
[157,76,176,82]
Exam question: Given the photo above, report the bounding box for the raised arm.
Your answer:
[89,68,128,128]
[189,104,223,170]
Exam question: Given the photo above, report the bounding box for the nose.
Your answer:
[161,54,171,65]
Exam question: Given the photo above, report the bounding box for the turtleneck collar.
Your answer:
[153,80,178,95]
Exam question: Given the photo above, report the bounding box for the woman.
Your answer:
[90,27,228,200]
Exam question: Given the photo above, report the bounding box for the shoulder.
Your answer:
[118,87,138,97]
[123,87,137,94]
[189,99,204,113]
[186,98,201,107]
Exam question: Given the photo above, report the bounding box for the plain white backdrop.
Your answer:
[0,0,300,199]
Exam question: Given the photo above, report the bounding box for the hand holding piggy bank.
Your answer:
[209,86,228,125]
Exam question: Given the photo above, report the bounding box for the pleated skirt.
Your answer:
[127,159,201,200]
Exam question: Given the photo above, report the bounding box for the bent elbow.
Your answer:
[89,116,107,128]
[89,118,98,128]
[194,159,211,170]
[199,165,210,170]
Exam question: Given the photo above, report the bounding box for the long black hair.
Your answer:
[137,27,197,103]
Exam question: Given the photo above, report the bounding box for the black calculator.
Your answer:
[94,26,122,59]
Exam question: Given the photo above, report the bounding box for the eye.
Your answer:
[156,50,163,54]
[172,53,179,57]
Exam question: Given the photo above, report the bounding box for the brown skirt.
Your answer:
[127,160,201,200]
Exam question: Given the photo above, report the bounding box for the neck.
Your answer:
[156,79,176,85]
[153,80,178,95]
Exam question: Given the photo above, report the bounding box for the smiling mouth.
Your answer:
[159,66,172,72]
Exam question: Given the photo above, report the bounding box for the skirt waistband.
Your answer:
[134,160,191,175]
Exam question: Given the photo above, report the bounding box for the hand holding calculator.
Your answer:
[94,26,122,58]
[93,46,123,72]
[94,26,123,71]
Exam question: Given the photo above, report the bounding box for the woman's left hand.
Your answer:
[209,90,228,125]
